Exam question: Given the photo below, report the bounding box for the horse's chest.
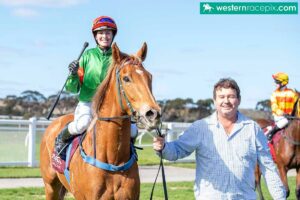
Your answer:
[285,148,300,167]
[71,169,139,200]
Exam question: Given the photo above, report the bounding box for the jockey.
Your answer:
[53,16,138,160]
[267,72,298,141]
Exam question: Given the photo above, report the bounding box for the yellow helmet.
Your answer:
[272,72,289,86]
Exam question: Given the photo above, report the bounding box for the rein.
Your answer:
[286,116,300,120]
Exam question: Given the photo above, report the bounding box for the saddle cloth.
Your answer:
[263,125,283,162]
[51,136,80,173]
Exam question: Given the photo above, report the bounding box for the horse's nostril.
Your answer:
[146,110,154,117]
[145,109,157,120]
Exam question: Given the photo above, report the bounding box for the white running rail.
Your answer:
[0,118,193,167]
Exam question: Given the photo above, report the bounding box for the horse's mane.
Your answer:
[91,52,142,116]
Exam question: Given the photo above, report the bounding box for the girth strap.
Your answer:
[79,144,137,172]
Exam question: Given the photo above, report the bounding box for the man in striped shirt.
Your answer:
[153,78,286,200]
[267,72,298,141]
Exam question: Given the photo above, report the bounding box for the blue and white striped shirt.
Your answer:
[162,111,286,200]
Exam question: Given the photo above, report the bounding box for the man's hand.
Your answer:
[68,60,79,75]
[153,136,165,151]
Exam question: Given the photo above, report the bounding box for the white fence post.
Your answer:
[166,123,176,142]
[28,117,36,167]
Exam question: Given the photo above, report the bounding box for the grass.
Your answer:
[0,130,43,162]
[0,167,41,178]
[0,179,299,200]
[260,177,297,200]
[0,182,194,200]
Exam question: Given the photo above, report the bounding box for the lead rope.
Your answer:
[150,100,168,200]
[149,122,168,200]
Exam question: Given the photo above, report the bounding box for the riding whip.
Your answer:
[46,42,89,120]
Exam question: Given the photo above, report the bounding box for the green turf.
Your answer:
[0,167,41,178]
[0,182,194,200]
[0,130,43,162]
[0,179,298,200]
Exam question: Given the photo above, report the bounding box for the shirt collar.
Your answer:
[97,46,112,55]
[207,111,251,127]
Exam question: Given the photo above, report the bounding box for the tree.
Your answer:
[255,99,271,112]
[46,91,78,116]
[2,95,22,115]
[20,90,46,103]
[166,98,194,109]
[196,98,214,112]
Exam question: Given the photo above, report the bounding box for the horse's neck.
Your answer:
[88,90,131,165]
[287,120,300,136]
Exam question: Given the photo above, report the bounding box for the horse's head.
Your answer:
[93,42,161,130]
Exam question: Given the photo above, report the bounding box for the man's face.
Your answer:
[214,87,240,119]
[95,30,113,49]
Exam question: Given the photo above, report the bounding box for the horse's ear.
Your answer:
[136,42,147,62]
[112,42,122,63]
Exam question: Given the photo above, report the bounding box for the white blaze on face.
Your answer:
[136,69,144,75]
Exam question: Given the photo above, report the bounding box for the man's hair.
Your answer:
[213,78,241,100]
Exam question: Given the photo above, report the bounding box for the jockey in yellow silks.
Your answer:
[267,72,298,141]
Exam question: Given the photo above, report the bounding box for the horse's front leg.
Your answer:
[255,164,265,200]
[278,163,290,198]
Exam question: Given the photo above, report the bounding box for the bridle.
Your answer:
[115,58,137,119]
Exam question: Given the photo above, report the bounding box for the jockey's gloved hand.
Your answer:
[68,60,79,75]
[283,114,290,118]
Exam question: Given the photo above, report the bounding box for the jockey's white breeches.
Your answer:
[68,102,92,135]
[68,101,139,137]
[274,115,289,129]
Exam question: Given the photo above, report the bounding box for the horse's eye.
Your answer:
[123,76,130,82]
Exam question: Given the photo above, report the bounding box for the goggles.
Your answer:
[96,17,115,24]
[274,79,282,84]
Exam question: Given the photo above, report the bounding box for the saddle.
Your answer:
[51,136,80,174]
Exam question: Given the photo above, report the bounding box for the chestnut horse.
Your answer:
[40,43,161,200]
[255,96,300,199]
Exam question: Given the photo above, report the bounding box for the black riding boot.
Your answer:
[267,126,280,141]
[54,126,75,159]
